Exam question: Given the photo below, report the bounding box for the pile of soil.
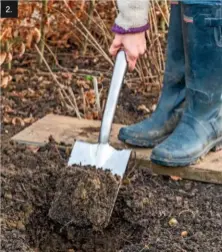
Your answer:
[1,141,222,252]
[49,166,121,230]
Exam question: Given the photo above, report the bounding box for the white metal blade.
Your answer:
[68,141,131,177]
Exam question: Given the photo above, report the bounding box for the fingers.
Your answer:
[125,47,138,71]
[109,35,122,56]
[124,40,146,71]
[109,32,147,71]
[127,57,137,71]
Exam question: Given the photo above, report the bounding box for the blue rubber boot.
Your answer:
[118,2,186,147]
[151,3,222,167]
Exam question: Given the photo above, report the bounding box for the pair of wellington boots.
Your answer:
[119,2,222,166]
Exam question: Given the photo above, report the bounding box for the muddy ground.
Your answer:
[1,53,222,252]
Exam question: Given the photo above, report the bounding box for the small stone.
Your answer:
[67,249,75,252]
[142,197,150,206]
[184,182,192,190]
[80,188,87,200]
[126,200,132,208]
[168,217,178,227]
[181,231,188,237]
[4,192,12,200]
[216,213,221,218]
[176,196,182,207]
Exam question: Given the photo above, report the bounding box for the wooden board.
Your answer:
[11,114,222,184]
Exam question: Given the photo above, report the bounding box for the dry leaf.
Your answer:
[85,90,95,104]
[76,79,90,89]
[137,104,150,113]
[61,72,72,79]
[170,176,182,181]
[0,27,12,40]
[18,43,26,57]
[40,80,51,86]
[23,117,35,124]
[12,117,25,127]
[1,75,12,89]
[15,74,23,83]
[85,112,94,120]
[6,52,12,63]
[3,116,12,124]
[92,111,99,119]
[73,65,79,72]
[13,42,26,58]
[33,28,41,43]
[4,105,14,113]
[37,76,43,82]
[15,68,26,74]
[26,32,33,48]
[0,52,7,66]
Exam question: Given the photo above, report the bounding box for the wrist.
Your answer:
[111,23,150,35]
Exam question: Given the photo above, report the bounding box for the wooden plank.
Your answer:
[11,113,222,184]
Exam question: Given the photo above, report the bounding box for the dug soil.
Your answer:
[49,166,121,230]
[1,141,222,252]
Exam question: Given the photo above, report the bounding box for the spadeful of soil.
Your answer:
[49,166,121,230]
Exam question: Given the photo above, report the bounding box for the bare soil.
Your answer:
[2,141,222,252]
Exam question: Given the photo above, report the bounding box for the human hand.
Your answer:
[109,32,147,71]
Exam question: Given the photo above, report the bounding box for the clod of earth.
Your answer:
[49,166,121,230]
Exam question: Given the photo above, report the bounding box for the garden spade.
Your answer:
[68,50,132,177]
[48,51,132,229]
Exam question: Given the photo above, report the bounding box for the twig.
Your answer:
[35,44,81,118]
[5,41,11,70]
[81,87,86,115]
[43,42,70,72]
[92,76,101,112]
[38,0,48,65]
[179,209,196,219]
[68,87,81,118]
[82,0,95,55]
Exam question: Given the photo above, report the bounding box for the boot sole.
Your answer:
[151,136,222,167]
[118,133,169,148]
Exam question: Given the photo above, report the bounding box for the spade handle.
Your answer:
[99,51,127,144]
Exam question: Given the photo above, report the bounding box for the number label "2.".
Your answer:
[6,6,12,13]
